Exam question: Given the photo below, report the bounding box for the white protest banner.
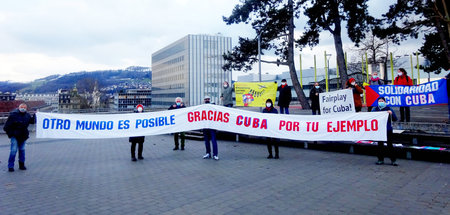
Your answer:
[36,104,388,141]
[319,89,355,115]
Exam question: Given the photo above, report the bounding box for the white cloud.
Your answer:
[0,53,116,82]
[0,0,425,82]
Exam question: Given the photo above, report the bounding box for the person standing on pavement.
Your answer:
[372,97,398,166]
[346,78,364,112]
[4,103,36,172]
[129,104,145,162]
[262,99,279,159]
[202,96,219,160]
[445,72,450,124]
[168,97,186,150]
[394,68,413,122]
[277,79,292,114]
[367,72,384,112]
[220,81,233,107]
[309,82,323,115]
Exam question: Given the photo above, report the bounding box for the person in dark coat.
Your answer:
[129,104,145,161]
[277,79,292,114]
[372,97,398,166]
[262,99,279,159]
[168,97,186,150]
[3,103,36,172]
[346,78,364,112]
[309,82,323,115]
[220,81,234,107]
[446,72,450,124]
[202,96,219,160]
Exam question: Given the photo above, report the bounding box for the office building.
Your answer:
[114,89,152,112]
[152,34,232,107]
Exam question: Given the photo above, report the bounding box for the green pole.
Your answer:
[325,51,328,92]
[365,52,369,83]
[299,54,303,88]
[390,52,394,84]
[314,55,317,82]
[410,54,414,84]
[361,55,365,79]
[345,52,348,70]
[336,56,339,89]
[416,52,420,84]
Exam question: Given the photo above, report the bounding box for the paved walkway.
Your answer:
[1,133,449,215]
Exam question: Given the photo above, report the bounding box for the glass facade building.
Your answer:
[151,34,232,107]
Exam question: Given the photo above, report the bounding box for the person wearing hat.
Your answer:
[262,99,279,159]
[371,97,398,166]
[202,96,219,160]
[129,104,145,161]
[168,97,186,150]
[346,77,364,112]
[277,79,292,114]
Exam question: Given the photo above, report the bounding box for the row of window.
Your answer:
[153,73,186,85]
[151,93,185,98]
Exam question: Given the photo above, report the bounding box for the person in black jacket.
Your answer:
[262,99,279,159]
[277,79,292,114]
[309,82,323,115]
[168,97,186,150]
[3,103,36,172]
[129,105,145,161]
[372,97,398,166]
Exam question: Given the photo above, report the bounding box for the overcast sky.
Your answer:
[0,0,422,83]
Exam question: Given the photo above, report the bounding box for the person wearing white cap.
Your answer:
[202,96,219,160]
[168,97,186,150]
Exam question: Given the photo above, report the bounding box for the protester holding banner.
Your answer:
[262,99,279,159]
[346,78,364,112]
[371,97,398,166]
[309,82,323,115]
[202,96,219,160]
[129,105,145,161]
[277,79,292,114]
[367,72,384,112]
[220,81,234,107]
[168,97,186,150]
[394,68,413,122]
[4,103,36,172]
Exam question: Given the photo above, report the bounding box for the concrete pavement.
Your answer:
[1,133,449,215]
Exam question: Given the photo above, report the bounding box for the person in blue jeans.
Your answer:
[277,79,292,114]
[372,97,398,166]
[202,96,219,160]
[3,103,36,172]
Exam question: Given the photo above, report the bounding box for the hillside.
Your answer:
[0,66,151,94]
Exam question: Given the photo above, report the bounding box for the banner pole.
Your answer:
[314,55,317,82]
[299,54,303,88]
[325,51,329,92]
[336,56,340,89]
[390,52,394,84]
[416,51,420,84]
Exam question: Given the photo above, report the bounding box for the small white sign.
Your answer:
[319,89,355,115]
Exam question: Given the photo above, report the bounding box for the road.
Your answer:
[1,133,449,215]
